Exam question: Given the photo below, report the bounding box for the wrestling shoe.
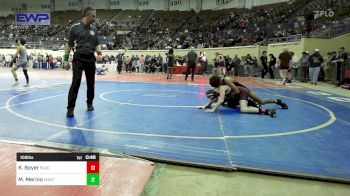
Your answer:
[11,81,19,87]
[266,109,277,118]
[282,79,287,85]
[276,99,288,109]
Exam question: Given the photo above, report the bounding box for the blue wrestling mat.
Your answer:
[1,78,349,183]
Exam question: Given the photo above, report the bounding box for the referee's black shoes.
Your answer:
[87,104,94,111]
[66,108,74,118]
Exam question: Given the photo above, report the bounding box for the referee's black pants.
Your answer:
[185,61,196,81]
[261,64,268,79]
[117,61,123,74]
[67,58,96,110]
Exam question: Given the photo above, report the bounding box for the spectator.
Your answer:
[268,54,276,79]
[232,55,241,77]
[116,50,125,74]
[325,51,337,82]
[277,48,292,85]
[290,52,299,81]
[336,47,348,81]
[308,49,324,85]
[299,51,310,82]
[199,52,208,75]
[156,53,163,73]
[225,55,234,76]
[139,54,145,73]
[124,56,131,72]
[166,48,174,79]
[244,54,254,76]
[260,51,268,79]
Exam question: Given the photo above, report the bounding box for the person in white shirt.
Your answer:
[5,54,11,67]
[290,52,299,81]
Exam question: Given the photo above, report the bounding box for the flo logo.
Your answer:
[313,10,334,19]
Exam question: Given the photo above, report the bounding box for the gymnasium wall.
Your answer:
[259,46,268,56]
[265,33,350,60]
[0,49,50,56]
[55,0,81,11]
[250,0,288,7]
[26,0,51,13]
[303,33,350,57]
[204,45,260,60]
[0,0,50,16]
[267,41,304,59]
[105,45,260,62]
[0,45,260,64]
[2,34,348,63]
[81,0,110,10]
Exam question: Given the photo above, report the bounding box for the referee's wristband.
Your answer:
[63,54,69,61]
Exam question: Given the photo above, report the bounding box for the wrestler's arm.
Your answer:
[224,77,240,95]
[198,99,214,109]
[207,87,225,112]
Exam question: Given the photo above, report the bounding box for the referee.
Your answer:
[185,47,198,81]
[64,7,102,117]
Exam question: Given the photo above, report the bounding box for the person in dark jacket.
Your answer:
[185,47,198,81]
[268,54,276,79]
[308,49,324,85]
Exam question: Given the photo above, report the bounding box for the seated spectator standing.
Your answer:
[166,48,175,79]
[268,54,276,79]
[244,54,254,76]
[225,55,234,76]
[232,55,241,77]
[260,51,268,79]
[116,50,125,74]
[199,52,208,75]
[290,52,299,82]
[308,49,324,85]
[299,52,309,82]
[336,47,349,81]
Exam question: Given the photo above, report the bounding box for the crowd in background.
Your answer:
[0,0,349,50]
[0,0,349,88]
[1,45,347,87]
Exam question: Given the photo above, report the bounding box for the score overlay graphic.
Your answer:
[16,153,99,185]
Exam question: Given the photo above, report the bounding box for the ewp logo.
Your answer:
[15,13,50,26]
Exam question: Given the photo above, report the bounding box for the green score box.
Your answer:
[87,173,100,185]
